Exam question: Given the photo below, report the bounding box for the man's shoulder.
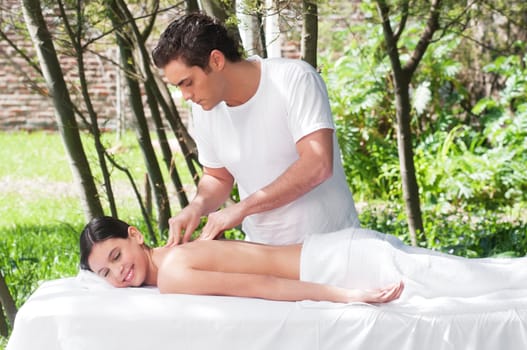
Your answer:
[262,57,314,72]
[261,57,318,88]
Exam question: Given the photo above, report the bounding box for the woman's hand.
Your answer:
[346,281,404,304]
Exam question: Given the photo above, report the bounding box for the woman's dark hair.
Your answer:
[151,12,242,70]
[79,216,130,271]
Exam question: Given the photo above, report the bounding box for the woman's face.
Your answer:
[87,227,150,288]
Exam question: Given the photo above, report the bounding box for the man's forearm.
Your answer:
[237,128,334,218]
[237,154,331,218]
[191,173,233,215]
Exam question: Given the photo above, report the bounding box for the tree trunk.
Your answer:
[393,77,423,246]
[186,0,200,13]
[264,0,282,57]
[57,0,118,217]
[301,0,318,68]
[115,0,190,209]
[153,74,201,187]
[21,0,104,220]
[237,0,265,56]
[375,0,442,244]
[0,306,7,337]
[109,1,171,235]
[0,271,16,331]
[200,0,242,45]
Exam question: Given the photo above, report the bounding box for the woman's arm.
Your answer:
[158,267,404,304]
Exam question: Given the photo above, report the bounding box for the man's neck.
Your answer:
[223,58,261,107]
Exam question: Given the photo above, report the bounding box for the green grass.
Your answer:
[0,131,72,181]
[1,223,81,305]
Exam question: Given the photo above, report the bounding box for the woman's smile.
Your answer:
[123,265,134,284]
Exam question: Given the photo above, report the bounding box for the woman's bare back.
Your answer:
[166,239,302,279]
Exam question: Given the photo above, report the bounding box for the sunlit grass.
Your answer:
[0,130,196,225]
[0,131,72,181]
[0,193,84,227]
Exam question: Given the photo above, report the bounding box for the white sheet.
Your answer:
[301,228,527,299]
[8,228,527,350]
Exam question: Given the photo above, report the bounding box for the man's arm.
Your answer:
[199,128,334,240]
[158,267,404,303]
[167,166,234,246]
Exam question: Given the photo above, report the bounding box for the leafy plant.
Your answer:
[361,203,527,258]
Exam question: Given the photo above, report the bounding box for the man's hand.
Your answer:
[198,203,245,240]
[167,166,235,247]
[166,206,202,247]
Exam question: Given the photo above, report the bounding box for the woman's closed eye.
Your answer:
[99,250,121,278]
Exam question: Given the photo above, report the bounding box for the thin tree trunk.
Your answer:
[186,0,199,13]
[265,0,281,57]
[393,77,423,246]
[58,0,118,217]
[22,0,104,220]
[301,0,318,68]
[375,0,442,244]
[109,1,171,234]
[200,0,242,45]
[144,173,152,218]
[104,152,157,243]
[153,74,201,187]
[237,0,265,56]
[116,0,190,209]
[0,271,16,330]
[0,306,7,337]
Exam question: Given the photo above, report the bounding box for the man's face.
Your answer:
[163,56,225,111]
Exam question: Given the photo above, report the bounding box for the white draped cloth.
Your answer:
[8,227,527,350]
[301,227,527,300]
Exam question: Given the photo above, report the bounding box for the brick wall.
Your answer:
[0,1,182,131]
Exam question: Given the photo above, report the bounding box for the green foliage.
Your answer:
[320,26,400,201]
[0,223,80,308]
[320,8,527,256]
[414,53,527,212]
[360,203,527,258]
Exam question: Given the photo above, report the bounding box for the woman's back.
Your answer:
[163,239,302,279]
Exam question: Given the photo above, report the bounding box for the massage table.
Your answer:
[7,228,527,349]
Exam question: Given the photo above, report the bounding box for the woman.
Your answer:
[80,216,403,303]
[80,217,527,303]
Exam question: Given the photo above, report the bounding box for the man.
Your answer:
[152,13,359,246]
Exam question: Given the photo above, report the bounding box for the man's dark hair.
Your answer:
[79,216,130,271]
[152,12,243,70]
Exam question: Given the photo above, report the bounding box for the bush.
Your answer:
[360,203,527,258]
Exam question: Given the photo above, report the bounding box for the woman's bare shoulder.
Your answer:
[153,246,189,292]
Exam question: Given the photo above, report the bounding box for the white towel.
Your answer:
[300,227,527,301]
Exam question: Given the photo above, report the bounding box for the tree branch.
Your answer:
[403,0,442,76]
[375,0,403,76]
[393,0,409,42]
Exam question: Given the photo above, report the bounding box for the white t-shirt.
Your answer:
[191,56,359,244]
